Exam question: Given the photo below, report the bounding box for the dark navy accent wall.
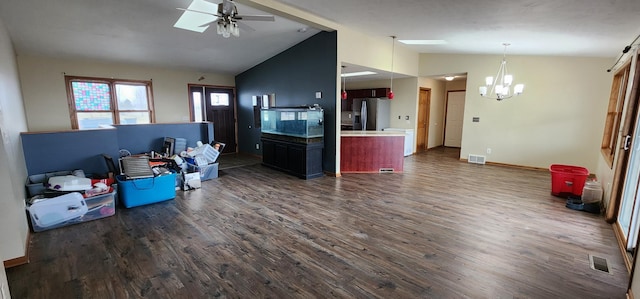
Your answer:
[235,31,338,173]
[114,123,213,155]
[21,122,213,176]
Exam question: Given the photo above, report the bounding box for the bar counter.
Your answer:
[340,130,404,173]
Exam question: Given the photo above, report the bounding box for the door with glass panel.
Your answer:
[189,85,237,154]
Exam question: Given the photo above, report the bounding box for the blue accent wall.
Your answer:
[21,122,213,176]
[235,31,338,173]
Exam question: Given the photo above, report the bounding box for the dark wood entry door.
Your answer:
[189,85,237,154]
[204,87,236,154]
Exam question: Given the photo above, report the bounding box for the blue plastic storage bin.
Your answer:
[116,172,176,208]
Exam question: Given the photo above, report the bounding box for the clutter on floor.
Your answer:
[24,133,225,232]
[549,164,603,214]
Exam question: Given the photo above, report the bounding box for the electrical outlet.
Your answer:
[487,148,492,154]
[256,143,260,150]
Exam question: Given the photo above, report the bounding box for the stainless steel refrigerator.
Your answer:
[352,98,390,131]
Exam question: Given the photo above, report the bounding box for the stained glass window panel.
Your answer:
[72,82,111,111]
[116,84,148,110]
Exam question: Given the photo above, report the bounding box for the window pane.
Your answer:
[72,82,111,111]
[77,112,113,129]
[119,112,150,125]
[193,92,203,122]
[210,93,229,106]
[116,84,149,110]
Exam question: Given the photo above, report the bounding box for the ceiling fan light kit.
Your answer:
[217,20,239,38]
[479,43,524,101]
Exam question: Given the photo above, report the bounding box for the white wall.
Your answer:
[420,53,612,171]
[0,15,30,297]
[17,55,235,132]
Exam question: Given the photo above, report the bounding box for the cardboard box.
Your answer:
[116,172,176,208]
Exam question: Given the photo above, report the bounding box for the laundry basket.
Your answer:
[549,164,589,197]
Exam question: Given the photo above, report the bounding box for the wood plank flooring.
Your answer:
[7,147,629,298]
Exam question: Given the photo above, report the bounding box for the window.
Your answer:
[601,63,631,167]
[65,76,155,129]
[210,92,229,106]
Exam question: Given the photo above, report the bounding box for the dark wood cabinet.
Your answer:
[345,88,391,102]
[261,135,324,179]
[341,98,352,112]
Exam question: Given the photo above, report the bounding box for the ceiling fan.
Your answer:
[174,0,275,38]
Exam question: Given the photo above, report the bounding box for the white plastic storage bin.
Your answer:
[582,181,603,204]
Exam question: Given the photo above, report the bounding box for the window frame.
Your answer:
[65,75,155,129]
[601,62,632,168]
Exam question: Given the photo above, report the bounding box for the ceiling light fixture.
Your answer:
[479,43,524,101]
[444,76,455,81]
[341,71,377,77]
[216,18,239,38]
[388,36,396,100]
[341,66,348,100]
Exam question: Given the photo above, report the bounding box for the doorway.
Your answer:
[189,85,237,154]
[417,88,431,152]
[444,91,466,148]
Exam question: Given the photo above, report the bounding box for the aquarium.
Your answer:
[261,106,324,138]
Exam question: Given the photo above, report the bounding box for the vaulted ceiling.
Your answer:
[0,0,638,77]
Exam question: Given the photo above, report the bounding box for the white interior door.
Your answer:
[444,91,465,147]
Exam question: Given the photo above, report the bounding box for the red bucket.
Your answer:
[549,164,589,197]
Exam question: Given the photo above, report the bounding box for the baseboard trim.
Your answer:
[3,231,30,268]
[459,158,547,172]
[324,171,340,177]
[612,222,633,273]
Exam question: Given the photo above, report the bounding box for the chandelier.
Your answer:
[217,18,239,38]
[479,43,524,101]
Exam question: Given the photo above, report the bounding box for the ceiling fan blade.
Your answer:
[234,15,275,22]
[176,7,219,17]
[236,21,256,32]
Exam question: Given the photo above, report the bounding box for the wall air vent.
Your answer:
[468,154,486,165]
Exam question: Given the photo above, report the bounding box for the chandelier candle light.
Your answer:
[479,43,524,101]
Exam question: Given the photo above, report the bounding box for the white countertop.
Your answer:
[340,130,405,137]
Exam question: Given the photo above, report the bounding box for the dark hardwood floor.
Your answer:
[7,147,629,298]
